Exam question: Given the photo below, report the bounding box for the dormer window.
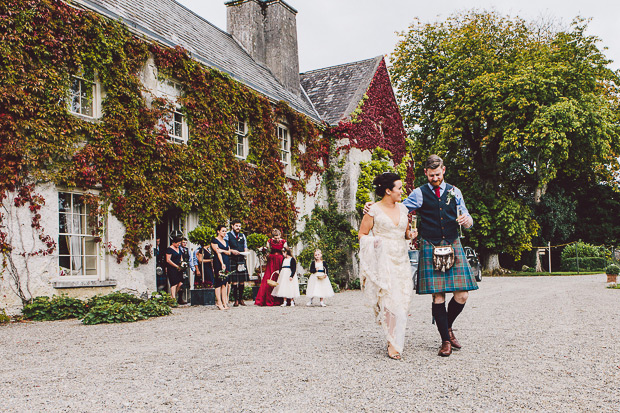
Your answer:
[68,76,101,119]
[157,79,188,144]
[235,120,248,159]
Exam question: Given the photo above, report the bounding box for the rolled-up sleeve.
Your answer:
[402,187,423,212]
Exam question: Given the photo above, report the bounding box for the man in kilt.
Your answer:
[226,219,250,307]
[402,154,478,356]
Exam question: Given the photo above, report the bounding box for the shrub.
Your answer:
[149,291,178,307]
[561,257,607,271]
[22,295,87,321]
[561,242,606,260]
[0,309,10,323]
[140,299,172,317]
[605,264,620,275]
[86,292,143,308]
[247,233,268,252]
[188,225,216,247]
[82,302,148,325]
[349,278,361,290]
[331,280,340,293]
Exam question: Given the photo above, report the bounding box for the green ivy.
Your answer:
[0,1,327,268]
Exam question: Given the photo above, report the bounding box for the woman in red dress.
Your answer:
[254,229,287,306]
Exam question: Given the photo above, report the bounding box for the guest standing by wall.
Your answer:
[271,247,300,306]
[165,236,186,305]
[227,219,250,307]
[211,225,231,310]
[306,249,335,307]
[254,229,286,306]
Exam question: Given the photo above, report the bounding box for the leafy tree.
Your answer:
[390,11,620,269]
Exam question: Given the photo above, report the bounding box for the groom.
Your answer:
[365,154,478,356]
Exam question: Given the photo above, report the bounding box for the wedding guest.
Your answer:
[165,236,185,304]
[211,225,231,310]
[226,219,250,307]
[254,229,286,306]
[271,247,300,306]
[196,244,214,286]
[306,249,334,307]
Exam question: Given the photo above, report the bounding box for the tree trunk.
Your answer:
[535,249,543,272]
[483,253,501,272]
[533,182,548,205]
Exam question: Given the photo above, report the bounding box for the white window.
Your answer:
[157,79,188,144]
[68,76,101,119]
[235,120,248,159]
[159,110,186,144]
[58,192,100,277]
[278,124,290,166]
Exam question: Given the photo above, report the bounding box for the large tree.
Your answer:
[391,12,620,270]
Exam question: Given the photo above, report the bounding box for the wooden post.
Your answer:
[548,241,551,274]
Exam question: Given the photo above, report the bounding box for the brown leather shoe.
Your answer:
[448,328,462,350]
[233,301,239,307]
[438,340,452,357]
[239,300,246,306]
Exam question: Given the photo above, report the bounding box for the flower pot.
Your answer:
[191,288,215,305]
[606,274,618,283]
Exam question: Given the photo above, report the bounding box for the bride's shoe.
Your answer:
[387,344,401,360]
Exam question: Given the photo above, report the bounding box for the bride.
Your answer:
[358,172,415,360]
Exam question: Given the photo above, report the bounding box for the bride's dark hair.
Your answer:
[373,172,401,197]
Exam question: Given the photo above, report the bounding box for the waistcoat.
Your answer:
[418,183,459,243]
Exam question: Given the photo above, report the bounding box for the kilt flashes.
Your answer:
[417,238,478,295]
[229,254,249,283]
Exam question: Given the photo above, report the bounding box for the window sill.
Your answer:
[52,279,117,289]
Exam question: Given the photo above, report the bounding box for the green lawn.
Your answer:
[495,271,601,277]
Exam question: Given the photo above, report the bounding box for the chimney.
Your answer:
[226,0,301,95]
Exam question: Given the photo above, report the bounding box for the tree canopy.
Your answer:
[390,11,620,266]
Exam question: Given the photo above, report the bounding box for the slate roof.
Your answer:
[300,56,383,126]
[72,0,321,121]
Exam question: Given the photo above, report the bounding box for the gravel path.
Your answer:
[1,275,619,412]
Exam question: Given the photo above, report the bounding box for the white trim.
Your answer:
[234,120,248,159]
[68,75,102,120]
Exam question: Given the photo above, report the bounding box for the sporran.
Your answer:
[432,244,455,272]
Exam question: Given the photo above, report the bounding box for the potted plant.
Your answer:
[188,225,217,305]
[190,280,215,305]
[605,264,619,284]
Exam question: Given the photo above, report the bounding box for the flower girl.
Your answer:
[306,249,335,307]
[271,247,300,306]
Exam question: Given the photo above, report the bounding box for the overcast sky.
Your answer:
[176,0,619,73]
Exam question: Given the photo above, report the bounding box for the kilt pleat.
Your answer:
[417,238,478,294]
[229,255,249,283]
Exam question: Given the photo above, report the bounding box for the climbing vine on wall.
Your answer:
[0,0,325,267]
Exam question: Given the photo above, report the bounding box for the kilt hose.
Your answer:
[417,238,479,295]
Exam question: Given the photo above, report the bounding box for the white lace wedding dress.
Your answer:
[359,203,413,353]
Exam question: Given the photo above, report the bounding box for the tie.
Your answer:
[434,186,441,198]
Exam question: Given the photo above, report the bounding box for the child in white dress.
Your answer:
[271,247,300,306]
[306,249,335,307]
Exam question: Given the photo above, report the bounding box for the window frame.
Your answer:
[57,192,102,279]
[68,75,101,119]
[157,79,189,144]
[278,123,290,167]
[234,120,248,159]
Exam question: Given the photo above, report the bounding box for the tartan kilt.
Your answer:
[229,254,249,283]
[417,238,479,295]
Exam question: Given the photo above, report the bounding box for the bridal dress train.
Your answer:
[359,203,413,353]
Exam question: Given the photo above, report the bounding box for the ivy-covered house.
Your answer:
[0,0,409,313]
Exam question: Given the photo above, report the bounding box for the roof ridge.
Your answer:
[300,56,383,75]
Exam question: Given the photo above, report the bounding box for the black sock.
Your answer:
[432,302,450,342]
[232,285,238,301]
[447,298,465,328]
[238,283,245,300]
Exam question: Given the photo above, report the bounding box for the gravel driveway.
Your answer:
[1,274,619,412]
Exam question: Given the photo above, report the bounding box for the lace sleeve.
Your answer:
[367,203,378,217]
